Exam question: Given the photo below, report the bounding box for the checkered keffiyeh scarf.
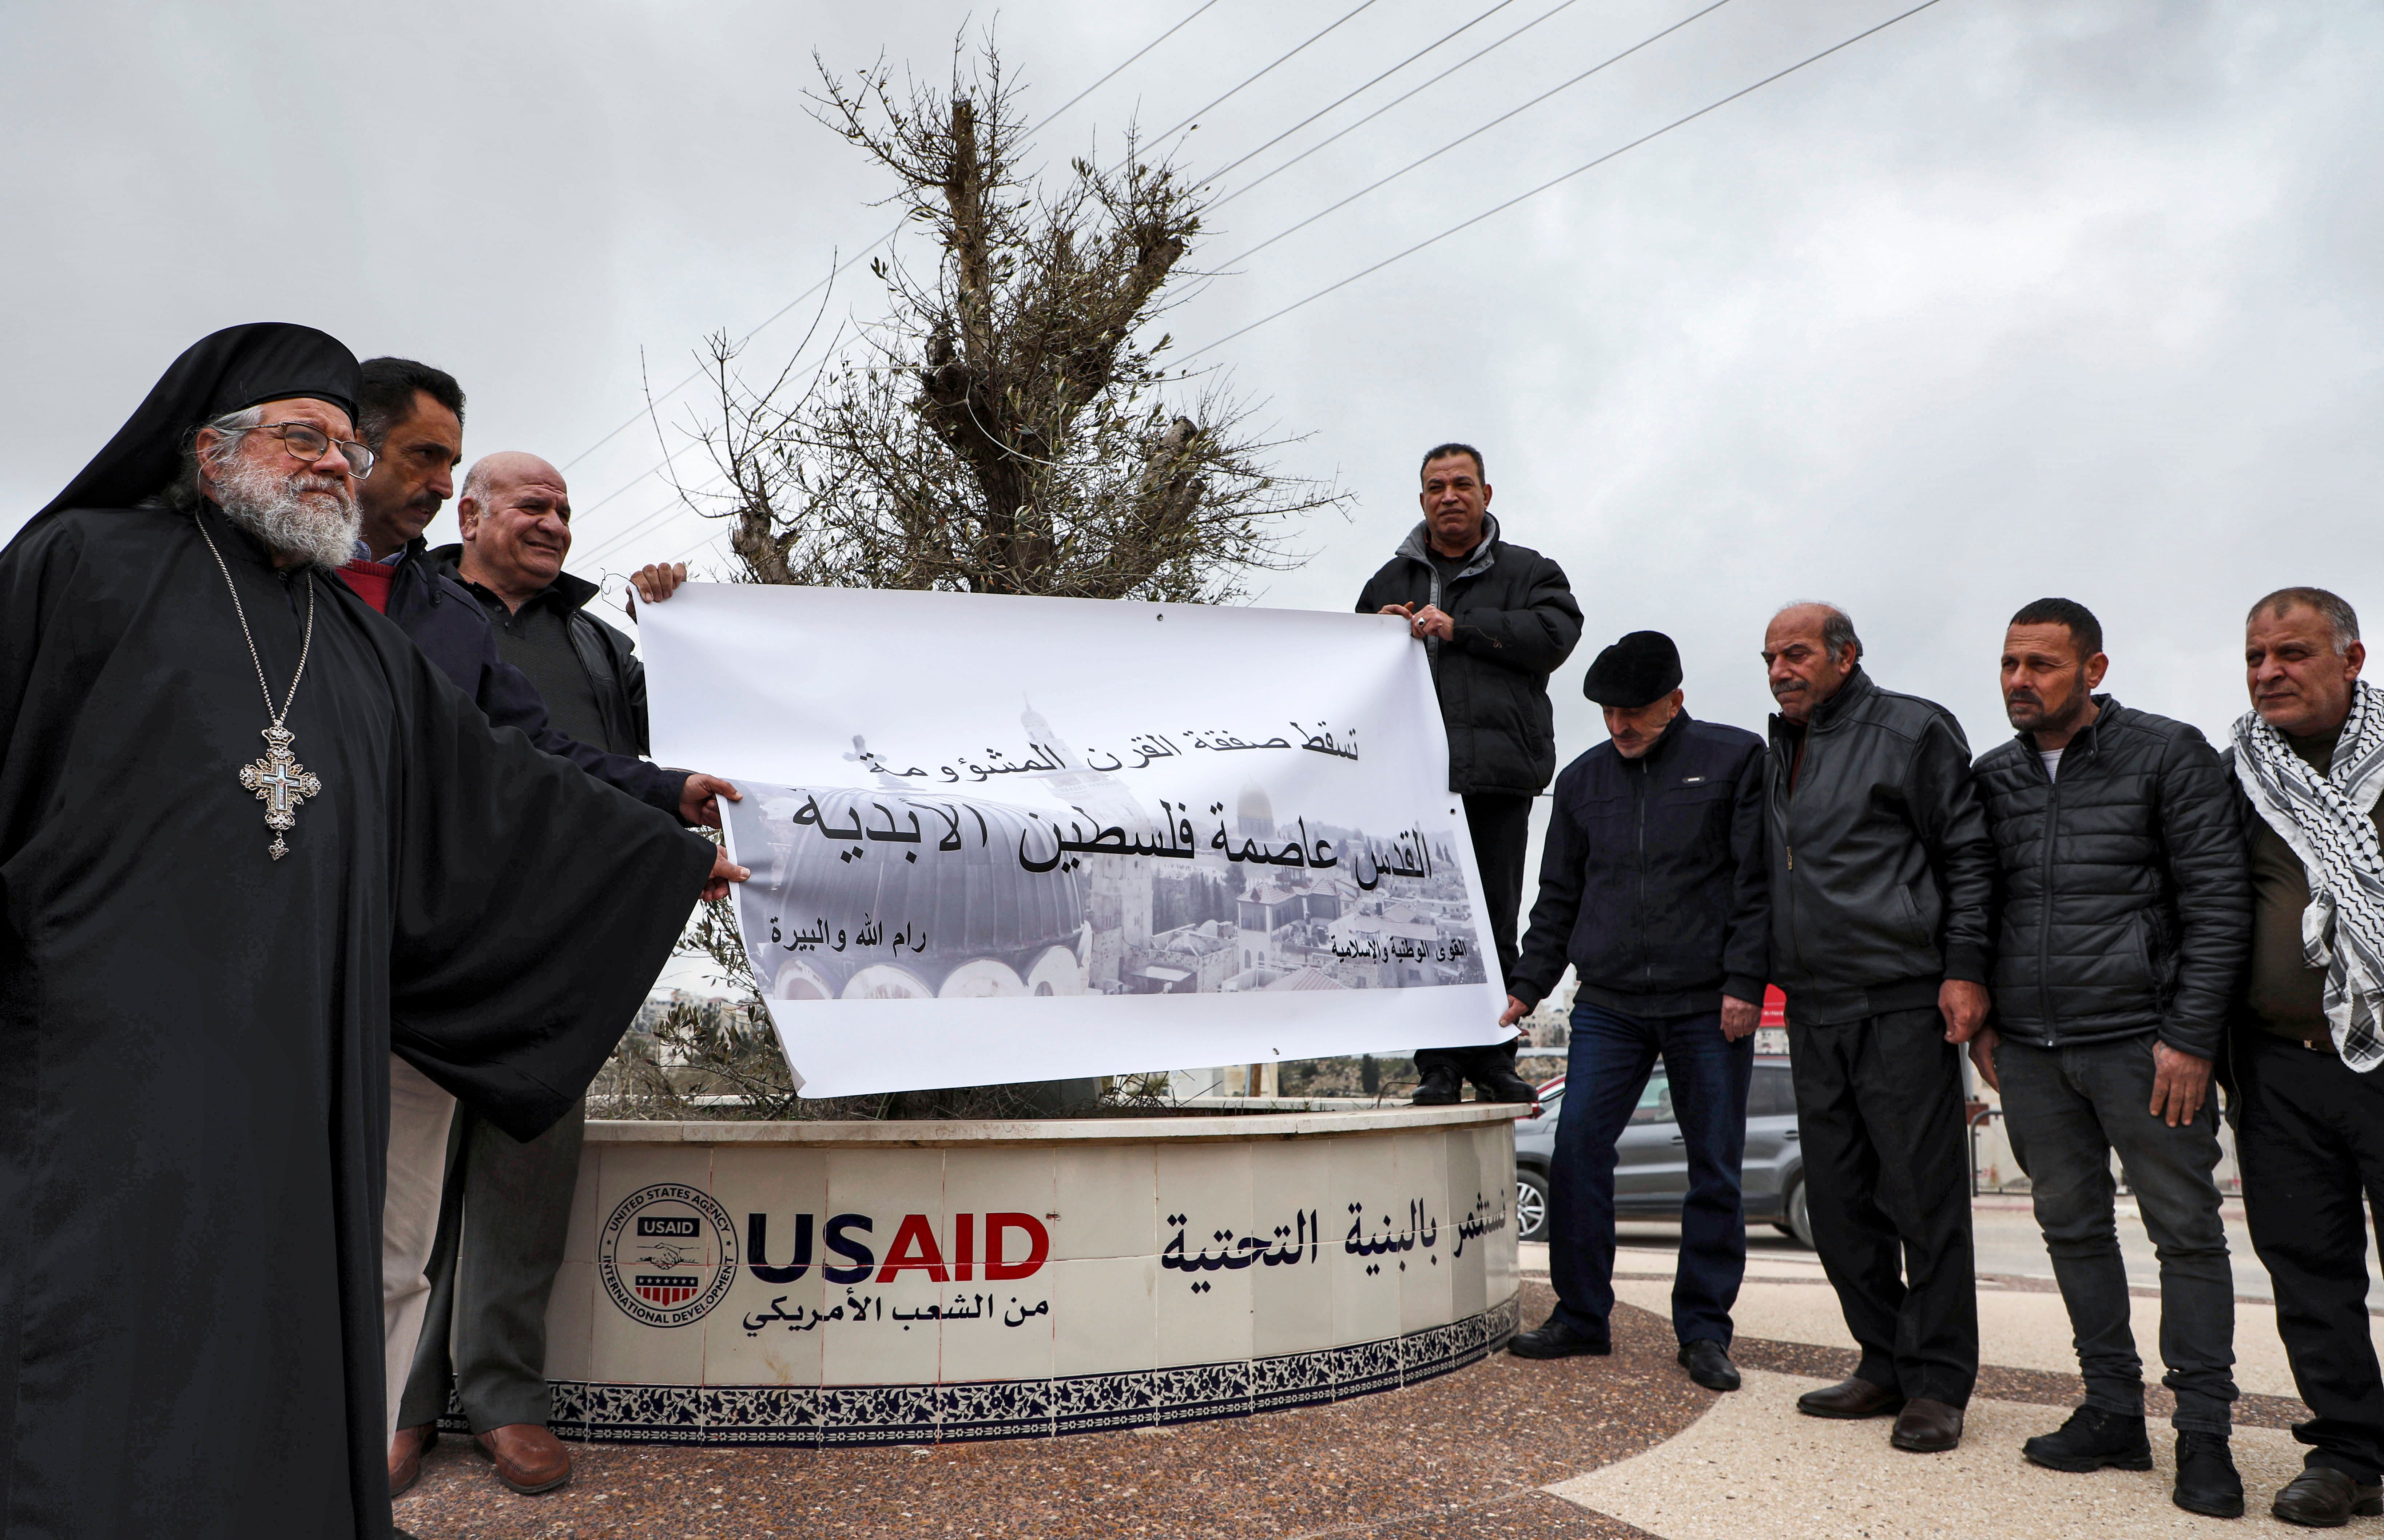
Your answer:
[2234,680,2384,1071]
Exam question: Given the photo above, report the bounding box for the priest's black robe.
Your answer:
[0,502,716,1538]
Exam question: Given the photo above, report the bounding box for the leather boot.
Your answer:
[2272,1465,2384,1527]
[1410,1065,1463,1106]
[1795,1377,1904,1419]
[2173,1432,2245,1519]
[1470,1066,1543,1104]
[1507,1314,1610,1358]
[388,1423,436,1497]
[474,1422,573,1495]
[1678,1340,1741,1392]
[1891,1398,1965,1453]
[2020,1406,2151,1473]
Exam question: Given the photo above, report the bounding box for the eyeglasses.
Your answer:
[245,421,377,478]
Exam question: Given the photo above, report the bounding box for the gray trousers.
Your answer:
[396,1099,584,1432]
[1999,1034,2237,1433]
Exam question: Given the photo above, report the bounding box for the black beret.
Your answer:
[1583,630,1683,708]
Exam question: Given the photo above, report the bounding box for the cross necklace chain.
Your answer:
[195,517,323,860]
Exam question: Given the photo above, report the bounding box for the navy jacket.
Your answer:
[1510,712,1770,1017]
[375,540,684,817]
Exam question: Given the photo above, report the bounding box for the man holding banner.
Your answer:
[1356,442,1582,1106]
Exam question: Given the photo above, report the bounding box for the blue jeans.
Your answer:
[1549,1000,1754,1346]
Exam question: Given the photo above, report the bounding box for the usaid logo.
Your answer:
[599,1183,740,1328]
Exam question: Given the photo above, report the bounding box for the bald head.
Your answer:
[1762,602,1862,724]
[457,451,573,610]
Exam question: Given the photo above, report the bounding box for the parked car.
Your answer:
[1512,1053,1811,1248]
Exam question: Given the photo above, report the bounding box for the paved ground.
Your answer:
[399,1202,2377,1538]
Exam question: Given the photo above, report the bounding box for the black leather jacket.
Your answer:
[1353,514,1582,796]
[1763,667,1995,1023]
[1510,712,1769,1017]
[1972,698,2248,1060]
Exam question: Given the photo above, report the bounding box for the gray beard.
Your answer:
[215,458,360,569]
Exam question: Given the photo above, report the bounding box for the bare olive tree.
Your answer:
[610,44,1349,1119]
[665,43,1346,601]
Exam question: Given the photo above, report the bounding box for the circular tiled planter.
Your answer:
[531,1103,1523,1446]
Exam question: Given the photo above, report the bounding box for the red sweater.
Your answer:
[335,558,394,613]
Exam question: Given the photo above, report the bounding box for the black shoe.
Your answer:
[2174,1432,2245,1519]
[2273,1465,2384,1527]
[2021,1406,2153,1473]
[1470,1067,1542,1104]
[1796,1377,1904,1419]
[1678,1339,1740,1392]
[1891,1398,1966,1453]
[1410,1065,1463,1105]
[1507,1314,1610,1359]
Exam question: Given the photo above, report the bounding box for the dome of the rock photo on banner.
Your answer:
[744,789,1090,1002]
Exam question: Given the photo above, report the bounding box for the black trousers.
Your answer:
[1415,791,1532,1082]
[396,1100,584,1432]
[1787,1003,1979,1406]
[2237,1033,2384,1482]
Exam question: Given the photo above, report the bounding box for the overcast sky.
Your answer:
[8,0,2378,812]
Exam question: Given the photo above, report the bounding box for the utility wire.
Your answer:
[563,0,1366,544]
[1216,0,1737,269]
[1186,0,1949,361]
[1211,0,1591,209]
[1145,0,1388,152]
[1202,0,1523,188]
[555,0,1225,481]
[1037,0,1224,127]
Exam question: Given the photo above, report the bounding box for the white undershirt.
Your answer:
[2040,747,2064,782]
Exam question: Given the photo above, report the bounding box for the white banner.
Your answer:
[639,584,1509,1097]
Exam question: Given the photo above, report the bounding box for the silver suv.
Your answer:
[1511,1054,1811,1247]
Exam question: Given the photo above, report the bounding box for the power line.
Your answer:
[554,0,1225,482]
[1201,0,1525,188]
[1209,0,1592,210]
[1145,0,1388,152]
[1037,0,1224,127]
[1216,0,1738,270]
[564,0,1395,552]
[1185,0,1950,362]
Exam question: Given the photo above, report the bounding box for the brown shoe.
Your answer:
[473,1422,573,1495]
[1796,1377,1905,1420]
[1891,1397,1966,1452]
[388,1423,436,1497]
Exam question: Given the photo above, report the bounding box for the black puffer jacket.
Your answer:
[1764,666,1996,1024]
[1509,712,1769,1017]
[1353,514,1582,796]
[1973,698,2249,1060]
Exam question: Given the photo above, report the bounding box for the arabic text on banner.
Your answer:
[637,585,1509,1097]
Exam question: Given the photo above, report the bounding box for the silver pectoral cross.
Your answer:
[238,724,323,860]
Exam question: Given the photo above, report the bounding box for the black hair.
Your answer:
[2009,597,2104,660]
[1419,442,1485,484]
[357,357,466,451]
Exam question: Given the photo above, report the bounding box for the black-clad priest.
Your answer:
[0,324,741,1539]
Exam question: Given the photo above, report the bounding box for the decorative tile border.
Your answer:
[541,1292,1519,1447]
